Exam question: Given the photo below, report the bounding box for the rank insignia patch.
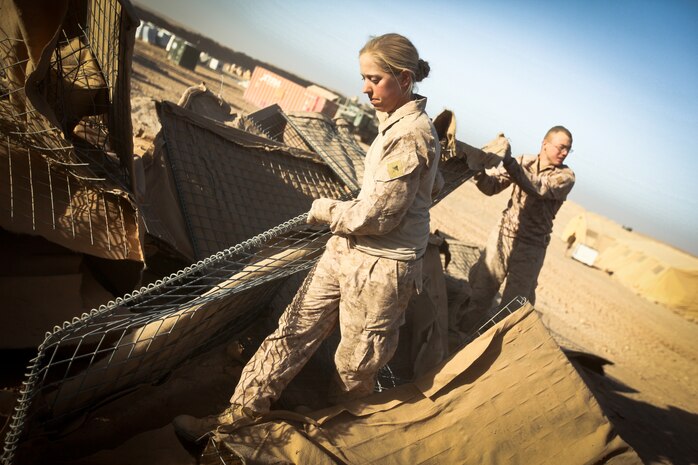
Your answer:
[387,160,404,179]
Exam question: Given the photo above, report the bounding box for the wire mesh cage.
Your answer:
[1,97,490,463]
[247,104,367,193]
[0,0,141,262]
[285,112,366,192]
[154,101,352,261]
[0,0,136,185]
[0,214,330,464]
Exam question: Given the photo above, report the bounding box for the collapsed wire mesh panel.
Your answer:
[285,112,366,192]
[0,27,74,166]
[0,139,139,260]
[0,0,135,186]
[0,216,331,464]
[0,0,140,261]
[246,104,366,193]
[244,104,297,146]
[156,101,351,260]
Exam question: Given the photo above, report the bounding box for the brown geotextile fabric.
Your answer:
[204,305,641,464]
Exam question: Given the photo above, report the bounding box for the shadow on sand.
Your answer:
[568,353,698,465]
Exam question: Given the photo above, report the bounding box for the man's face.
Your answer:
[359,53,410,114]
[542,132,573,166]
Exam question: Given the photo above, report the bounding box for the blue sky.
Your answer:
[136,0,698,255]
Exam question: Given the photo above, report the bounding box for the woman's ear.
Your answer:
[399,70,412,91]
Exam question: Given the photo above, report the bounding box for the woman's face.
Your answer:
[359,53,411,114]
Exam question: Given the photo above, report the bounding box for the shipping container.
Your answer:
[244,66,338,118]
[301,93,339,116]
[139,24,157,44]
[167,38,199,71]
[155,29,172,48]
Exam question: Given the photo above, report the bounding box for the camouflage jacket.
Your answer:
[309,97,440,260]
[475,155,575,246]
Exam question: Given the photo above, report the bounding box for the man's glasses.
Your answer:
[551,143,573,154]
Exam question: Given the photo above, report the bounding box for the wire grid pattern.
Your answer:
[0,139,139,260]
[285,112,366,192]
[461,296,529,346]
[244,104,293,144]
[79,0,137,181]
[246,105,366,192]
[0,27,74,170]
[0,0,134,185]
[245,105,314,154]
[0,217,330,464]
[1,113,478,464]
[443,240,483,281]
[156,101,350,260]
[0,0,139,259]
[248,104,479,206]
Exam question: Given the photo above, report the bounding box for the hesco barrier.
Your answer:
[2,96,509,463]
[0,0,142,262]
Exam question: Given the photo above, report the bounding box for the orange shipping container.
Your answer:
[244,66,338,118]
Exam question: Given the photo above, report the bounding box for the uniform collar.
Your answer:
[377,95,427,134]
[536,154,562,173]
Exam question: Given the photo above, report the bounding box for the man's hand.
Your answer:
[502,146,514,167]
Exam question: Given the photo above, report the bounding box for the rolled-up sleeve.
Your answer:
[504,156,575,199]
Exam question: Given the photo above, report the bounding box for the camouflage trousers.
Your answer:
[229,235,420,414]
[460,228,546,332]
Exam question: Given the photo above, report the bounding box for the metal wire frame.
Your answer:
[0,0,135,188]
[0,136,140,261]
[0,33,79,172]
[246,105,366,193]
[156,101,352,260]
[285,112,366,192]
[441,239,483,281]
[461,296,529,347]
[0,214,329,465]
[84,0,137,179]
[0,0,140,262]
[247,102,479,208]
[0,114,479,465]
[243,104,292,143]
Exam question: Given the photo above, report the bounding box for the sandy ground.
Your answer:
[128,40,698,464]
[3,39,696,464]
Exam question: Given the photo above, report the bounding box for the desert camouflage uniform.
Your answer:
[461,155,575,332]
[230,97,440,413]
